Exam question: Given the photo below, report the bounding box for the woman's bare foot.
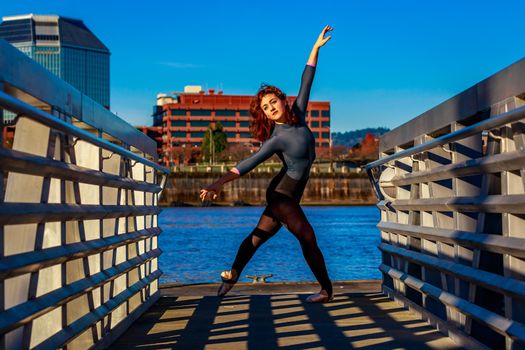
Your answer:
[217,269,238,297]
[306,289,333,303]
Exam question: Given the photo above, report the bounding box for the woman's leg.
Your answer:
[229,208,283,280]
[268,191,333,296]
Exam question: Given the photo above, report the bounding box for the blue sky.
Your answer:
[1,0,524,132]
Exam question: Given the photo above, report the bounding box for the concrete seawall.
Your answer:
[160,172,375,206]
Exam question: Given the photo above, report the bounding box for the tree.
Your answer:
[219,143,253,162]
[332,145,349,159]
[189,146,202,164]
[201,121,228,163]
[360,133,378,159]
[171,146,184,165]
[347,133,379,163]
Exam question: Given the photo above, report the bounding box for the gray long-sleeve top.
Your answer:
[232,64,317,181]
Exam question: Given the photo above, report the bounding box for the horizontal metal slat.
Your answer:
[33,270,162,350]
[0,40,159,159]
[0,227,161,279]
[366,104,525,170]
[380,264,525,344]
[0,147,162,193]
[391,148,525,186]
[0,90,169,174]
[0,248,161,334]
[0,203,161,224]
[392,194,525,213]
[378,243,525,300]
[377,221,525,258]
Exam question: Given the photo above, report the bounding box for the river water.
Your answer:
[158,206,381,284]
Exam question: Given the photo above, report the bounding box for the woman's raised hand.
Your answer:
[314,25,333,48]
[199,182,223,202]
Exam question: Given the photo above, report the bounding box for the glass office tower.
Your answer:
[0,14,110,123]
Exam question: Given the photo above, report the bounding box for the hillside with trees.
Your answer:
[316,127,390,165]
[332,127,390,148]
[169,126,391,166]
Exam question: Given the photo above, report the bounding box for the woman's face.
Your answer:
[260,93,286,123]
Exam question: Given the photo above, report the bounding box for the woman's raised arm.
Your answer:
[307,25,333,67]
[293,25,333,121]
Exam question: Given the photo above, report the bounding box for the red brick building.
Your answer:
[138,87,331,167]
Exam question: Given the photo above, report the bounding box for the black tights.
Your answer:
[231,191,332,296]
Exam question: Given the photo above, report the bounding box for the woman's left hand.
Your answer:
[314,25,333,48]
[199,182,223,202]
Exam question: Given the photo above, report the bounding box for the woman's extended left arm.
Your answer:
[307,25,333,66]
[199,170,239,202]
[294,25,333,119]
[199,135,282,202]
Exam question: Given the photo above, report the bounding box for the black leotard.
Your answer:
[232,64,317,201]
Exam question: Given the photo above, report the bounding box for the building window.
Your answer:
[321,132,330,139]
[35,35,59,41]
[220,121,236,127]
[239,110,250,116]
[191,132,204,138]
[171,109,186,116]
[215,109,236,116]
[322,110,330,117]
[310,110,320,117]
[239,121,250,128]
[190,109,212,116]
[190,120,212,127]
[240,132,252,138]
[172,120,186,127]
[173,131,186,137]
[226,132,237,138]
[321,121,330,128]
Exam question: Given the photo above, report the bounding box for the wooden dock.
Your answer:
[109,280,463,349]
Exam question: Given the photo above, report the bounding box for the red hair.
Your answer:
[249,84,299,141]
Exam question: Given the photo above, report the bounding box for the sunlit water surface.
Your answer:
[158,206,381,284]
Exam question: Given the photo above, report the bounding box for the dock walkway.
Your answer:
[110,281,462,349]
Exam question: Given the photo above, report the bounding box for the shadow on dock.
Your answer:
[110,281,463,349]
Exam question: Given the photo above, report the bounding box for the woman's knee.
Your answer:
[300,233,318,249]
[289,221,316,244]
[289,219,313,236]
[251,227,274,247]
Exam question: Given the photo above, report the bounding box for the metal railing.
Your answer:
[0,39,169,349]
[366,57,525,349]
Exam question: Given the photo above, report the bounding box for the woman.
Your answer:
[200,25,334,303]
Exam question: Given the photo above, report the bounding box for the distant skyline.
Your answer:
[1,0,524,132]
